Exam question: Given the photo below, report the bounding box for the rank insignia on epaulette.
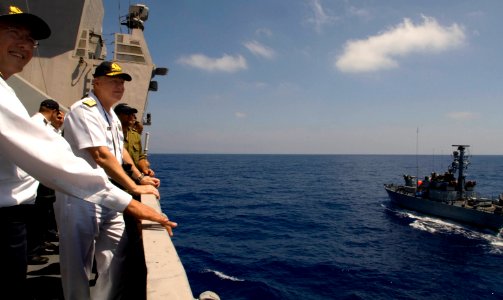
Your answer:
[82,99,97,107]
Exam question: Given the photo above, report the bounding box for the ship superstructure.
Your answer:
[8,0,166,121]
[384,145,503,231]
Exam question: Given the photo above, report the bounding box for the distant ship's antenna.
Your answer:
[432,148,435,173]
[114,0,124,34]
[416,127,419,187]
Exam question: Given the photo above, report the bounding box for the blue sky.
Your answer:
[103,1,503,155]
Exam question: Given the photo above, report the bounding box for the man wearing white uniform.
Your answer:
[28,99,61,265]
[0,4,177,298]
[31,99,60,132]
[55,61,160,299]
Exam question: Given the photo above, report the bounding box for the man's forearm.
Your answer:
[88,146,138,191]
[122,147,145,181]
[124,199,177,236]
[137,158,151,173]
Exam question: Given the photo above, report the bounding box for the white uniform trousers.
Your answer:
[54,192,127,300]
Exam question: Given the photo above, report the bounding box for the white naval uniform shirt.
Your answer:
[31,112,60,134]
[31,112,60,193]
[0,77,130,211]
[63,91,124,167]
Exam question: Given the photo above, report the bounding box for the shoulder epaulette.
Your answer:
[82,99,97,107]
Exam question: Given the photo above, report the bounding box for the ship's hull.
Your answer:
[384,185,503,231]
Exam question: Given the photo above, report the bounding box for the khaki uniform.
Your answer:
[124,128,146,166]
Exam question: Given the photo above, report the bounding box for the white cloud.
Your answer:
[336,16,466,73]
[466,10,485,19]
[244,40,276,59]
[446,111,478,121]
[177,54,248,73]
[348,6,370,19]
[247,81,268,89]
[256,28,273,38]
[254,82,268,89]
[305,0,337,33]
[235,112,247,118]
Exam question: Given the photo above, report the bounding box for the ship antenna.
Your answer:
[115,0,123,33]
[416,127,419,188]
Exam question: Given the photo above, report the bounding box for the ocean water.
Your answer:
[150,154,503,300]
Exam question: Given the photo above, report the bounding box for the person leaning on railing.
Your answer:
[114,103,155,177]
[0,4,176,297]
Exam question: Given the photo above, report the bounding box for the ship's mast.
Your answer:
[452,145,469,198]
[118,4,168,125]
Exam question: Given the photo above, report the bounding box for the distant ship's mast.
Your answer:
[119,3,168,125]
[451,145,470,198]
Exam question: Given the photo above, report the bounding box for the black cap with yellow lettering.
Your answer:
[0,4,51,40]
[93,61,132,81]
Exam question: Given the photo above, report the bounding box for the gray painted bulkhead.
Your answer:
[8,0,156,119]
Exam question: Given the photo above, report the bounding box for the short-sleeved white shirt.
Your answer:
[64,91,124,168]
[31,112,60,134]
[0,78,130,210]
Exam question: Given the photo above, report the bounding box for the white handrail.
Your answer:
[141,194,194,299]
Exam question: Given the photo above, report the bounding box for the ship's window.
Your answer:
[75,49,86,57]
[73,29,105,60]
[116,53,145,63]
[88,31,104,60]
[117,44,143,55]
[114,33,146,63]
[74,30,88,58]
[78,39,86,49]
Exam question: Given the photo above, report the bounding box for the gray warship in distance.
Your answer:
[384,145,503,232]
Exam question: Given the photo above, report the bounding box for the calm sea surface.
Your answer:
[150,154,503,300]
